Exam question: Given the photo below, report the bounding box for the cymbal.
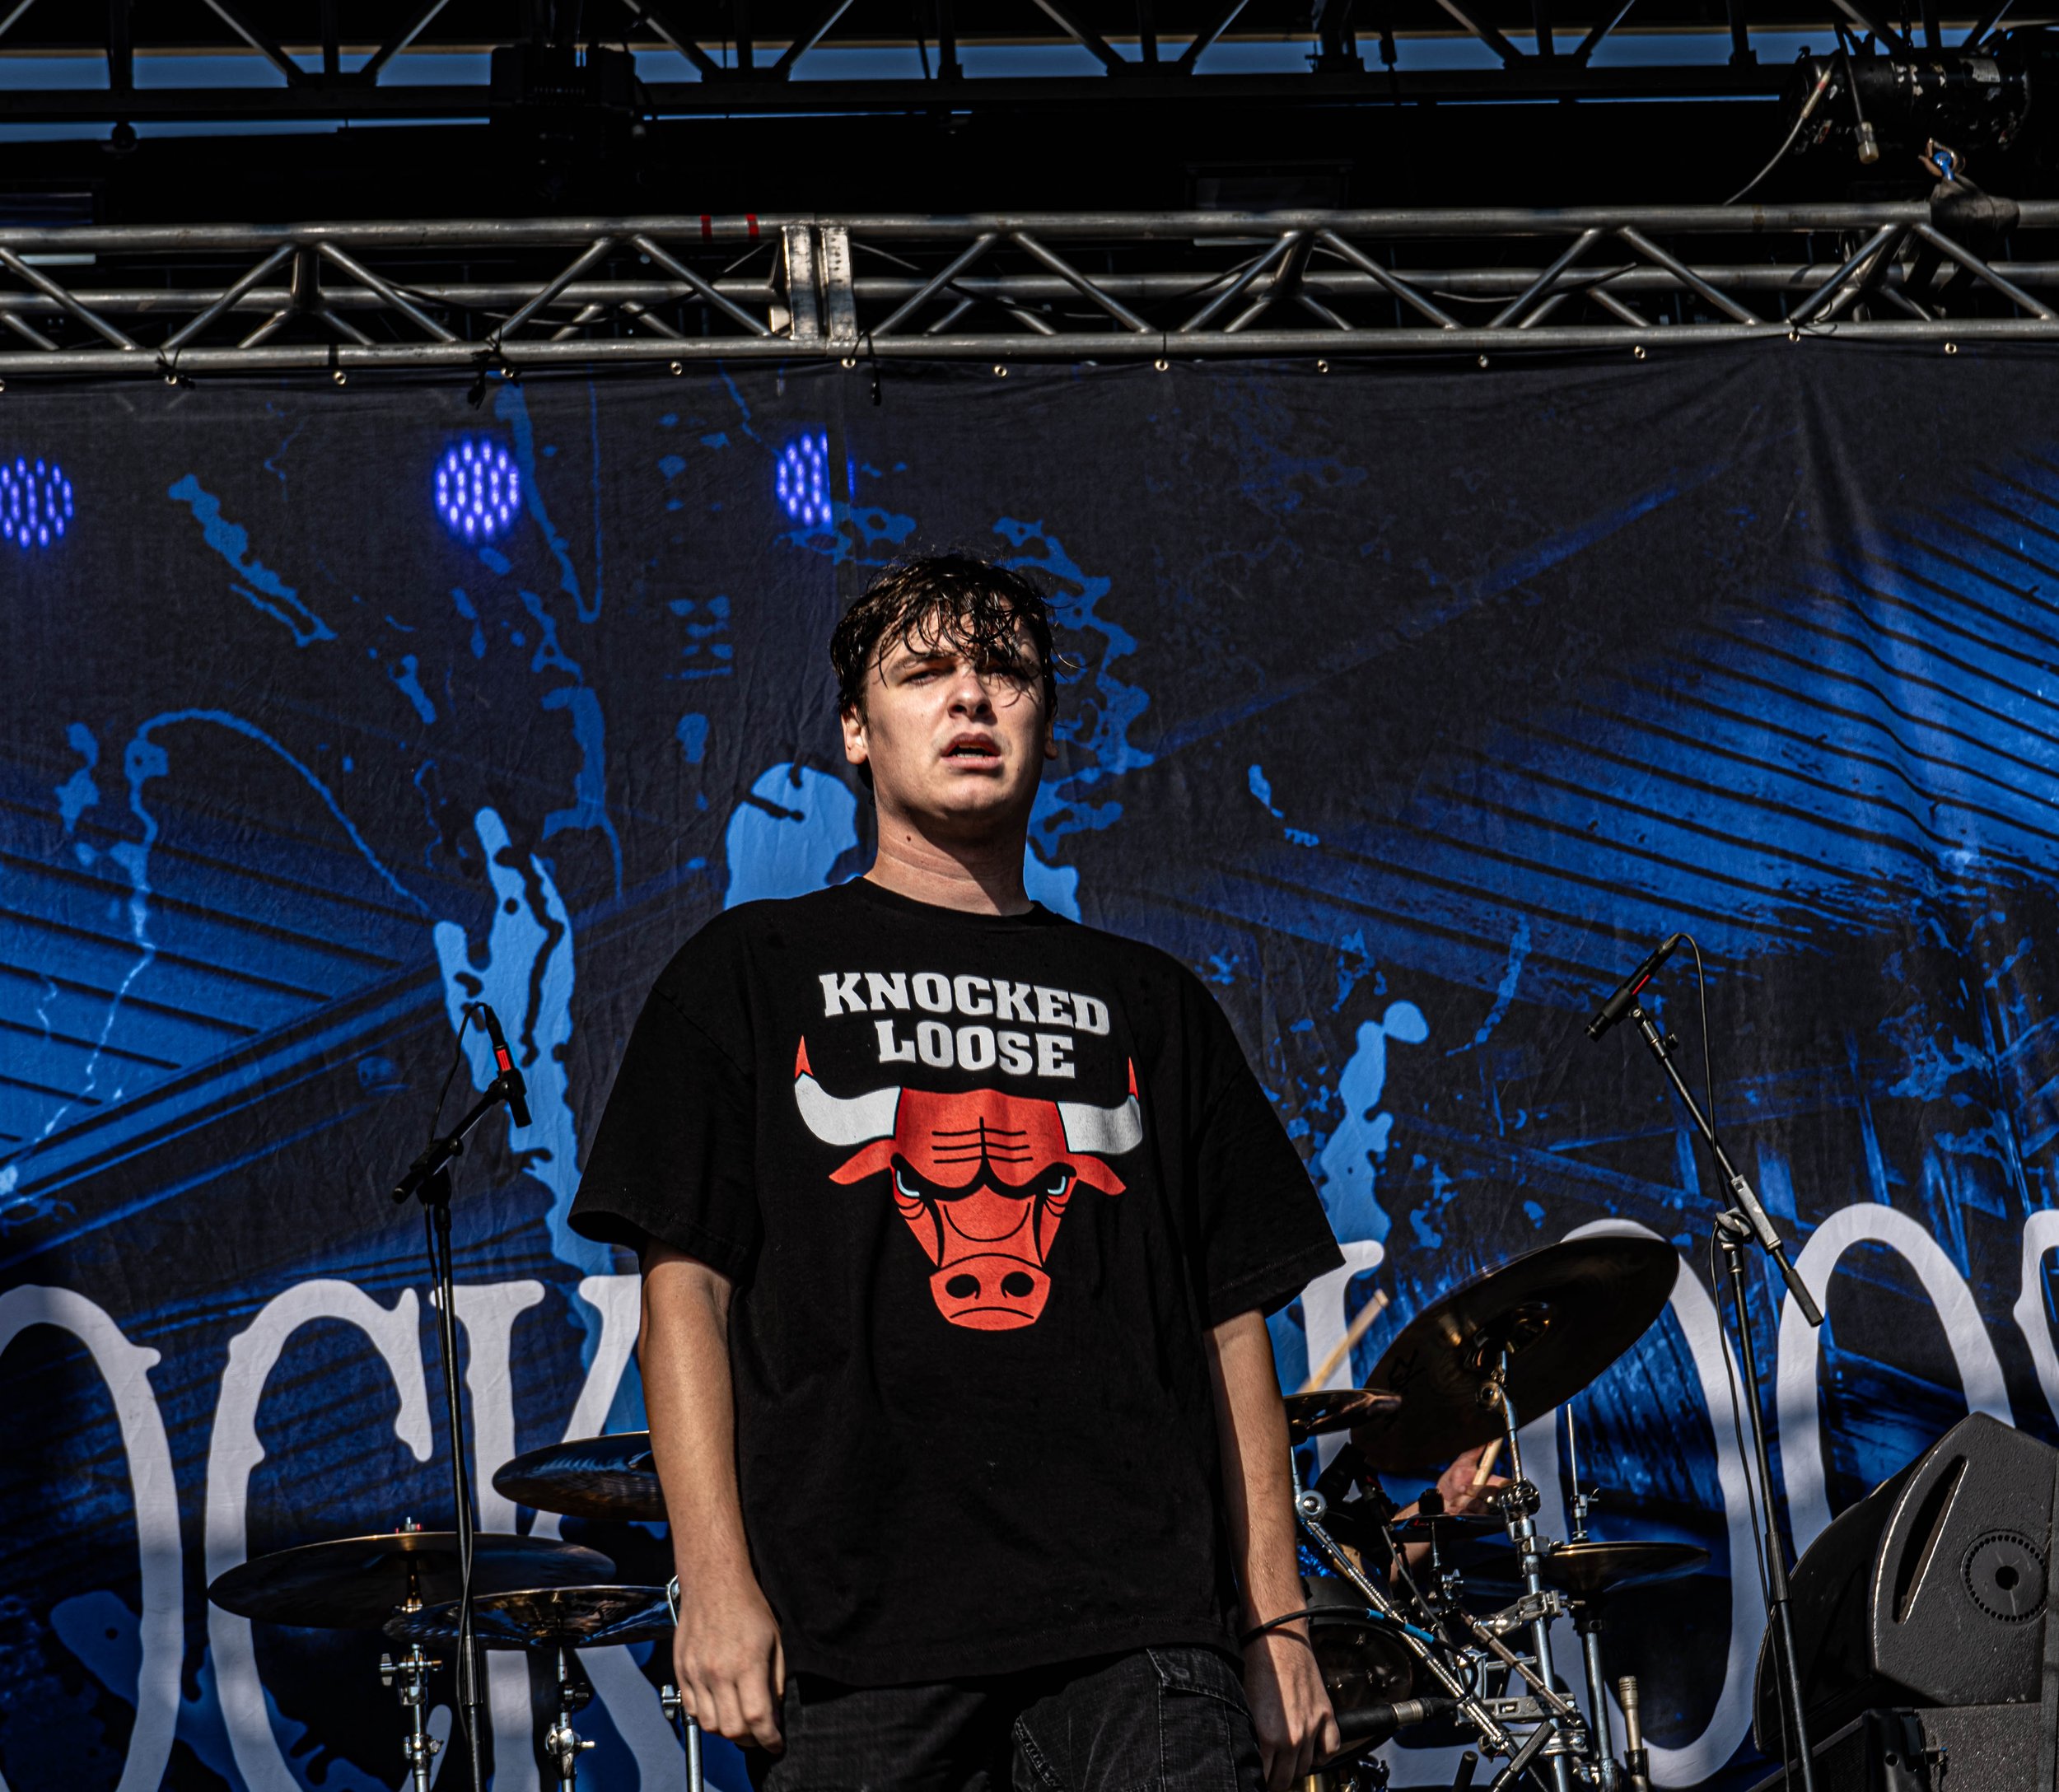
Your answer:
[493,1431,665,1524]
[1542,1540,1710,1597]
[1283,1388,1403,1447]
[386,1584,673,1651]
[207,1532,615,1631]
[1353,1239,1678,1471]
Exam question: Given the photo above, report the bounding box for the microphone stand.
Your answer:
[1622,1001,1823,1792]
[392,1056,525,1792]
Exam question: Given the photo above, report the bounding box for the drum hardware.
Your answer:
[1284,1388,1406,1449]
[1616,1676,1652,1792]
[659,1684,707,1792]
[544,1648,597,1791]
[493,1430,667,1525]
[380,1642,441,1792]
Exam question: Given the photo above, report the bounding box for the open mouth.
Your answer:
[944,735,1001,762]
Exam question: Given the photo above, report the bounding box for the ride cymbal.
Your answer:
[493,1431,665,1524]
[386,1584,674,1650]
[1353,1238,1678,1472]
[207,1532,614,1631]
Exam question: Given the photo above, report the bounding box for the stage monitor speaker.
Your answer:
[1753,1412,2059,1759]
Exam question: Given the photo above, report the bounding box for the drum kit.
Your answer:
[1281,1233,1706,1792]
[205,1448,697,1792]
[205,1234,1696,1792]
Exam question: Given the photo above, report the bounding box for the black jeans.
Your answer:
[748,1645,1265,1792]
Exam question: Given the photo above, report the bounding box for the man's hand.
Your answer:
[1243,1626,1342,1790]
[1432,1442,1509,1517]
[672,1570,787,1752]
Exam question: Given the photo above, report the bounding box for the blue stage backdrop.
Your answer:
[3,348,2058,1791]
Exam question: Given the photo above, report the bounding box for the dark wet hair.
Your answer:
[831,553,1058,718]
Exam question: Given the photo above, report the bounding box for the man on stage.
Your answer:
[572,553,1347,1789]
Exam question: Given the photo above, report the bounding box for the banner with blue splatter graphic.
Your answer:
[2,348,2058,1790]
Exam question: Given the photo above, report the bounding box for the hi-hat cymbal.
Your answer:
[493,1432,665,1524]
[207,1532,614,1631]
[1541,1540,1710,1597]
[1284,1388,1404,1447]
[386,1584,673,1650]
[1352,1239,1678,1472]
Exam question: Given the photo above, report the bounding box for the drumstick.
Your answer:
[1297,1288,1389,1395]
[1469,1437,1505,1487]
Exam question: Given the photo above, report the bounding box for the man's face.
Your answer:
[842,614,1055,838]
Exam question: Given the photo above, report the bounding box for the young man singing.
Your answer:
[571,554,1346,1790]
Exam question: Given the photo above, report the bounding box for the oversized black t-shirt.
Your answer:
[570,879,1342,1684]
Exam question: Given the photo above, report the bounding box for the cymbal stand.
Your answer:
[1562,1408,1619,1792]
[391,1022,529,1792]
[1480,1352,1578,1792]
[1623,1000,1822,1792]
[544,1646,596,1791]
[380,1643,442,1792]
[1288,1452,1525,1769]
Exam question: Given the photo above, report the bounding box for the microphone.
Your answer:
[1319,1696,1458,1763]
[1586,933,1683,1042]
[476,1004,532,1129]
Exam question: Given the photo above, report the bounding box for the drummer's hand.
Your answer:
[1243,1625,1341,1791]
[1434,1444,1508,1518]
[673,1570,787,1753]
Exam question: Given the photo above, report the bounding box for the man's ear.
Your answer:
[841,701,869,768]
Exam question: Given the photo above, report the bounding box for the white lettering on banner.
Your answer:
[954,975,994,1017]
[452,1281,548,1778]
[1295,1239,1385,1468]
[207,1282,432,1792]
[2012,1210,2059,1426]
[1776,1204,2011,1560]
[0,1288,180,1792]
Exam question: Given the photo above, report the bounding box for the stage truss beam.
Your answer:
[4,206,2059,379]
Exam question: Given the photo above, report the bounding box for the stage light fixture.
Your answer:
[435,438,521,542]
[1,456,73,550]
[776,432,832,531]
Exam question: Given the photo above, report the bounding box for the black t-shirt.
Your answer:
[571,879,1342,1684]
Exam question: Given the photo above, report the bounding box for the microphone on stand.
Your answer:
[475,1003,531,1128]
[1586,933,1683,1041]
[1316,1696,1458,1766]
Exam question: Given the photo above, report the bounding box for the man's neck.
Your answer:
[865,813,1034,916]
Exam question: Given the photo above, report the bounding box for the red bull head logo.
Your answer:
[793,1040,1144,1330]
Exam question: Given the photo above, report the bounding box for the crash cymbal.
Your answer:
[386,1584,673,1651]
[1352,1239,1678,1472]
[1284,1388,1404,1447]
[493,1431,665,1524]
[1541,1540,1710,1597]
[207,1532,615,1631]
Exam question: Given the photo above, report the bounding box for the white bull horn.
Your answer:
[793,1039,901,1146]
[1058,1088,1143,1157]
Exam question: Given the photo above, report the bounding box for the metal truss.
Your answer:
[0,0,2006,118]
[4,206,2059,380]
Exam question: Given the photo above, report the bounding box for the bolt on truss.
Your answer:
[3,206,2059,379]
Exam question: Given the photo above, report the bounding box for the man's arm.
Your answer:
[640,1240,785,1752]
[1206,1309,1342,1792]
